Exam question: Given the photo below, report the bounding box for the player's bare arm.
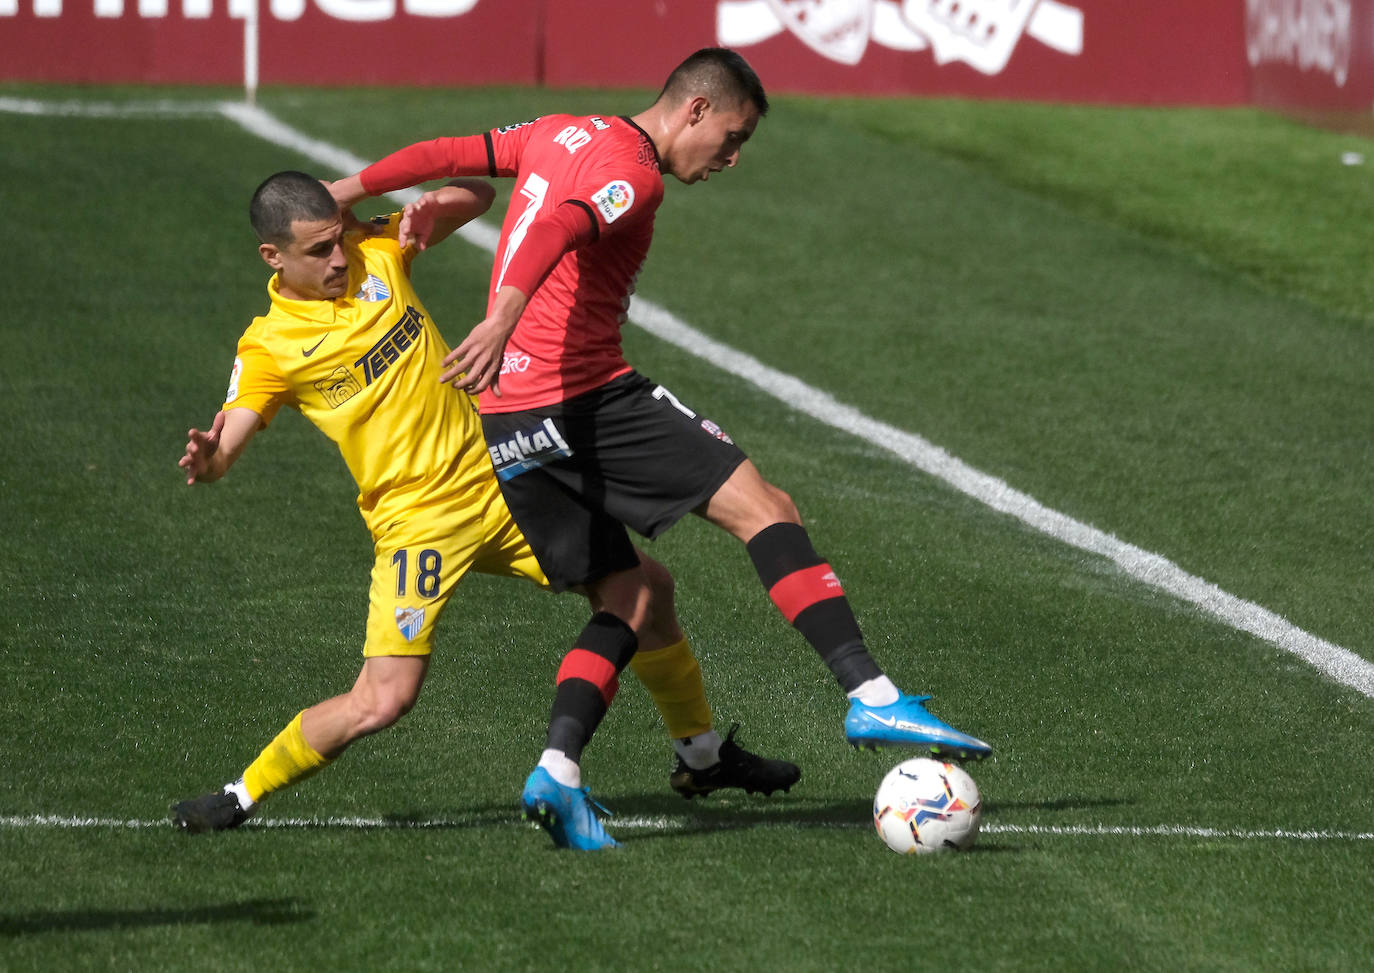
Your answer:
[443,197,598,396]
[325,174,369,211]
[179,407,261,485]
[399,179,495,251]
[440,285,528,396]
[317,178,385,240]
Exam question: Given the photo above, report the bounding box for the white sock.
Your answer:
[224,777,257,813]
[847,676,900,707]
[673,730,723,770]
[537,749,581,788]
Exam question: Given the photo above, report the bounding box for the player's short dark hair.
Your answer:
[657,48,769,117]
[249,170,339,247]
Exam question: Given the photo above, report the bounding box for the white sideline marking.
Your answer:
[0,96,225,117]
[5,96,1372,700]
[2,814,1371,841]
[627,302,1374,701]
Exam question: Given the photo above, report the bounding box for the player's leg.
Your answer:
[297,654,430,759]
[545,572,648,784]
[492,377,786,780]
[172,516,468,833]
[469,453,643,849]
[515,530,792,844]
[560,374,987,758]
[171,656,428,833]
[523,582,643,851]
[479,427,801,803]
[700,459,882,692]
[484,391,792,845]
[519,373,986,759]
[627,549,800,798]
[700,460,991,759]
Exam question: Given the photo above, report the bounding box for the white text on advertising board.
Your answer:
[2,0,477,22]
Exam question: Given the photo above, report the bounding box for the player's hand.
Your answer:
[340,206,382,238]
[317,179,378,237]
[441,318,511,397]
[179,410,226,485]
[399,195,440,251]
[323,174,368,213]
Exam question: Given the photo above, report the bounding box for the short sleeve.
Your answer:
[223,338,289,427]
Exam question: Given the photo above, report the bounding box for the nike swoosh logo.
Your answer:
[302,336,328,357]
[867,714,898,727]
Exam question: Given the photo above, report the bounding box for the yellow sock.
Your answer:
[629,637,714,740]
[241,710,331,803]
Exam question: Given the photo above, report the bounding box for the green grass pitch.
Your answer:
[1,82,1371,970]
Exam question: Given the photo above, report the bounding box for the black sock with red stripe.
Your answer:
[546,612,639,763]
[747,522,882,693]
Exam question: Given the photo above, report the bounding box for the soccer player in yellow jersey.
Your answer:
[171,171,798,833]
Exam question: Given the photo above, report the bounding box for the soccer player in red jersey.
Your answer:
[331,48,990,850]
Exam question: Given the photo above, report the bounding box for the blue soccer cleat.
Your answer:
[520,767,619,850]
[845,693,992,760]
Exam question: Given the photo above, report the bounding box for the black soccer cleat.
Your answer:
[670,723,801,800]
[170,789,254,834]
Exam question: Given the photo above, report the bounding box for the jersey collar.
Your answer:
[264,239,367,322]
[619,115,662,173]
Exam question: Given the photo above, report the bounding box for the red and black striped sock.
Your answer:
[747,522,882,693]
[545,612,639,764]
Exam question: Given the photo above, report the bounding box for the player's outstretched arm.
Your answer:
[329,135,497,213]
[399,179,496,251]
[179,408,261,485]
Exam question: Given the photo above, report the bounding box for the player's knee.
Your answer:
[638,553,676,606]
[590,568,655,635]
[707,464,803,540]
[634,552,685,645]
[350,683,419,736]
[762,481,801,524]
[740,479,800,535]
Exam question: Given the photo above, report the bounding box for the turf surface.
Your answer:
[1,83,1370,971]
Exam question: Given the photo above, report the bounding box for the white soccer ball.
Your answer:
[873,757,983,854]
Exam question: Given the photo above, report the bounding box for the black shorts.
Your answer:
[481,371,748,591]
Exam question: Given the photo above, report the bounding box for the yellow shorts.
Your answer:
[363,480,548,657]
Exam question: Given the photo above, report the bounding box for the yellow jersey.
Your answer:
[224,215,491,537]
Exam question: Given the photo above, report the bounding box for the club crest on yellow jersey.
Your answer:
[355,274,390,302]
[314,366,363,409]
[395,606,426,641]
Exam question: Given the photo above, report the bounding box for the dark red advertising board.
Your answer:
[1,3,245,84]
[0,0,535,87]
[1245,0,1374,111]
[1,0,1372,112]
[545,1,1249,106]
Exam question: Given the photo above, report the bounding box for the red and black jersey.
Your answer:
[360,114,665,412]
